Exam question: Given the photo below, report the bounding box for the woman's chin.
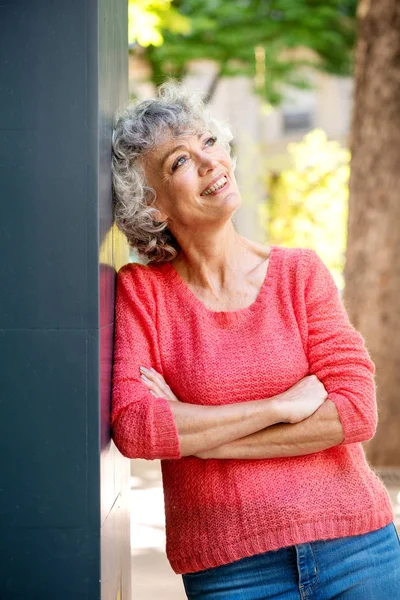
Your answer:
[217,190,242,215]
[201,188,241,212]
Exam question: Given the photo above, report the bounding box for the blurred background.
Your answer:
[126,1,400,598]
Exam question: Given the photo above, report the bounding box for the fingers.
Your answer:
[139,366,179,402]
[139,367,166,398]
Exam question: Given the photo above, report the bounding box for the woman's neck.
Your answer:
[171,222,255,292]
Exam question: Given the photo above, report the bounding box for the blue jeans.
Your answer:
[182,522,400,599]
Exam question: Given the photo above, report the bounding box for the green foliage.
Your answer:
[261,129,350,287]
[134,0,357,103]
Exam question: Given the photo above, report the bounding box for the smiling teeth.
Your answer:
[202,176,227,195]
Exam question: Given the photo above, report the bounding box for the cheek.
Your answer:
[217,149,234,168]
[159,175,196,216]
[174,169,198,195]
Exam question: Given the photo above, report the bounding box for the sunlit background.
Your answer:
[126,2,400,598]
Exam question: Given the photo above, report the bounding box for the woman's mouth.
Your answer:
[201,175,229,196]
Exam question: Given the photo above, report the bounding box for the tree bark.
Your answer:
[344,0,400,466]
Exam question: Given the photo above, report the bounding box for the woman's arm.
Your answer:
[138,369,328,457]
[116,389,296,459]
[155,396,284,457]
[194,399,344,459]
[111,265,182,461]
[302,249,378,445]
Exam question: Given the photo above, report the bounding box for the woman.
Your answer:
[111,82,400,599]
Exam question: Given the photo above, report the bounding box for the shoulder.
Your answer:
[272,244,318,272]
[273,245,323,267]
[117,260,168,286]
[271,246,335,292]
[116,260,172,308]
[241,242,325,275]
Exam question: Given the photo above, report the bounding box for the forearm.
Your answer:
[195,399,344,459]
[167,396,285,457]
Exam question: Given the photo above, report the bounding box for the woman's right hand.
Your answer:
[273,375,328,424]
[139,366,181,402]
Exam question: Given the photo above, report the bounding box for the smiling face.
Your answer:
[141,129,241,234]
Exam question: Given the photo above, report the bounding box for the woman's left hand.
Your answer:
[139,366,181,402]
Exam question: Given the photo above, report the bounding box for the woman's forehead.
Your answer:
[147,129,212,164]
[154,126,208,146]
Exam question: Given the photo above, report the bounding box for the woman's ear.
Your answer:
[153,207,168,223]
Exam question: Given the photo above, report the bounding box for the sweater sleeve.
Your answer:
[110,264,181,460]
[303,249,377,445]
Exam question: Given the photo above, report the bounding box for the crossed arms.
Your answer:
[137,368,345,459]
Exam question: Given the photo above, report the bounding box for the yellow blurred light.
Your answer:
[128,0,191,47]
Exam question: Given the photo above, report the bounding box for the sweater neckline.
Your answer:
[163,244,280,323]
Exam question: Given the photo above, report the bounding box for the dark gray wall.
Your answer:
[0,1,130,598]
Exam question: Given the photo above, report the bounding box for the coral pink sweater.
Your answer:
[111,245,394,575]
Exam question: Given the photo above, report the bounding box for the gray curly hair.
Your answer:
[111,81,236,263]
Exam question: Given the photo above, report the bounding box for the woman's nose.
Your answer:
[198,152,218,175]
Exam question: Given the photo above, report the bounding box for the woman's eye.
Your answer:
[171,137,217,171]
[172,156,187,171]
[205,136,217,146]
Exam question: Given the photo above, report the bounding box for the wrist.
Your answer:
[267,394,291,425]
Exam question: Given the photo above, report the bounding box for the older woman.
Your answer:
[110,82,400,599]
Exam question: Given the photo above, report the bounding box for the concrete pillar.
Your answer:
[0,1,130,598]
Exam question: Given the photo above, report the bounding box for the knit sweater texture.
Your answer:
[111,245,394,575]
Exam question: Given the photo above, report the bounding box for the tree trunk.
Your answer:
[344,0,400,466]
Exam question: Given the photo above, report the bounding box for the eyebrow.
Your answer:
[160,132,205,169]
